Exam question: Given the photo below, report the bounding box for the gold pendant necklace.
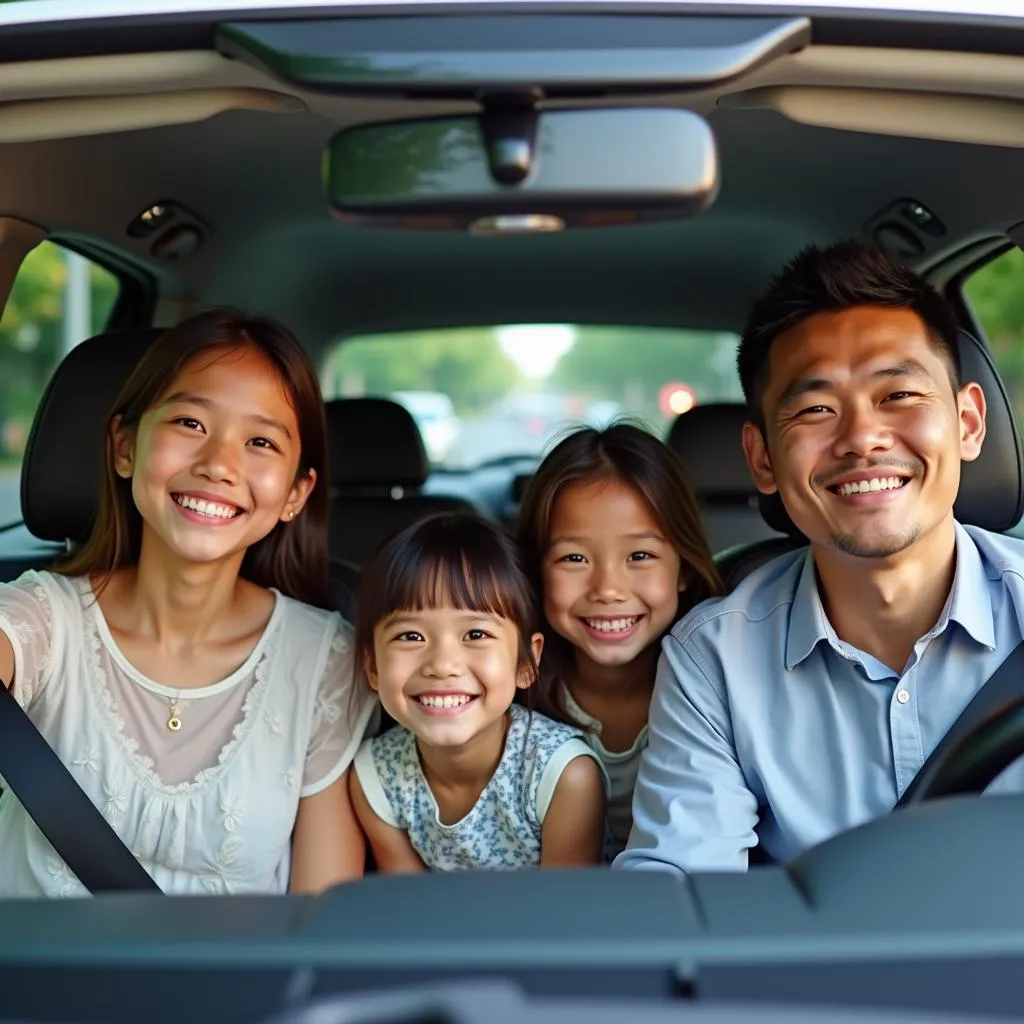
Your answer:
[167,694,183,733]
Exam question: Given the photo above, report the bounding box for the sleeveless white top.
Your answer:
[0,570,375,897]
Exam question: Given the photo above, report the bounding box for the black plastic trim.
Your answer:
[50,237,158,333]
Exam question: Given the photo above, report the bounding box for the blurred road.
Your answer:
[443,416,551,469]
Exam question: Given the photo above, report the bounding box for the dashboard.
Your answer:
[2,795,1024,1023]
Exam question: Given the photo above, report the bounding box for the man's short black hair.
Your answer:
[737,240,962,427]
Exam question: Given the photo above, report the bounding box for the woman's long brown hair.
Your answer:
[516,422,723,725]
[60,309,331,609]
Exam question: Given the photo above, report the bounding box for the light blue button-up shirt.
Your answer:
[614,523,1024,874]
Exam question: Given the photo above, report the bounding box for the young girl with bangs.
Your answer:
[0,310,376,897]
[349,511,606,872]
[517,423,722,860]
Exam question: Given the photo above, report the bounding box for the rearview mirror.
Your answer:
[323,107,718,233]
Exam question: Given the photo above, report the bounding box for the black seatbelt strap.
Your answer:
[897,639,1024,807]
[0,684,160,893]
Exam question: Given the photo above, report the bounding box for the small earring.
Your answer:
[288,511,295,520]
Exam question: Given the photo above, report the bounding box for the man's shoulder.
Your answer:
[962,524,1024,586]
[670,543,808,647]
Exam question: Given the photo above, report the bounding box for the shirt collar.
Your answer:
[784,521,995,671]
[944,521,996,650]
[785,549,830,670]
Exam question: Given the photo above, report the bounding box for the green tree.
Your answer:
[0,242,118,463]
[549,326,743,424]
[324,327,524,414]
[963,246,1024,420]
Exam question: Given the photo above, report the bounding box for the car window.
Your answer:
[961,246,1024,422]
[0,242,120,526]
[323,325,743,468]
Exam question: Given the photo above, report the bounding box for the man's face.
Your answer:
[742,307,987,560]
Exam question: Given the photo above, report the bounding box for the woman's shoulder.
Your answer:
[0,569,86,610]
[272,591,350,645]
[256,591,355,688]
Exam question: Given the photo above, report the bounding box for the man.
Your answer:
[615,240,1024,873]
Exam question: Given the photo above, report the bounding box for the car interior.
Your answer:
[324,397,475,568]
[5,1,1024,1022]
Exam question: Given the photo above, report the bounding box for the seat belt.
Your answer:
[0,685,161,893]
[897,639,1024,807]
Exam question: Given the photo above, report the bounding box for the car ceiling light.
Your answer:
[468,214,565,236]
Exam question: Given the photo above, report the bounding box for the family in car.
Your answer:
[0,239,1021,895]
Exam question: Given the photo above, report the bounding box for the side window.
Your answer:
[0,242,119,526]
[961,246,1024,424]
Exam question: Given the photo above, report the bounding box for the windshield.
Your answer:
[322,325,743,468]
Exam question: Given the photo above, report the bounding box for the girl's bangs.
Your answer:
[386,544,519,623]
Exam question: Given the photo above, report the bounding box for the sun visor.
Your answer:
[722,85,1024,148]
[0,88,304,144]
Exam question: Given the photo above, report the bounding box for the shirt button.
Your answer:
[896,689,911,704]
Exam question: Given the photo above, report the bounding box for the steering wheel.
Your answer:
[897,695,1024,806]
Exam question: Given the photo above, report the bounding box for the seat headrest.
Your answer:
[21,329,163,544]
[760,328,1024,536]
[325,397,429,488]
[667,403,754,499]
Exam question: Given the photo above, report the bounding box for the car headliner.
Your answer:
[0,0,1022,364]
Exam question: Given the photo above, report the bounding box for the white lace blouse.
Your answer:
[0,571,376,897]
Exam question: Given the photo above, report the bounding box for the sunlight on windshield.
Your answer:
[322,325,742,468]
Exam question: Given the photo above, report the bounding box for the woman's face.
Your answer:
[114,345,315,568]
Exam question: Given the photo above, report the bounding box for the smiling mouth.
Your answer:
[414,694,478,710]
[827,476,910,497]
[172,494,243,519]
[582,615,643,634]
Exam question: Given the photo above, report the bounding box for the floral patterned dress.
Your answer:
[353,704,601,870]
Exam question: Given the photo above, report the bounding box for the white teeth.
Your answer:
[175,495,238,519]
[585,616,640,633]
[836,477,906,497]
[416,694,473,709]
